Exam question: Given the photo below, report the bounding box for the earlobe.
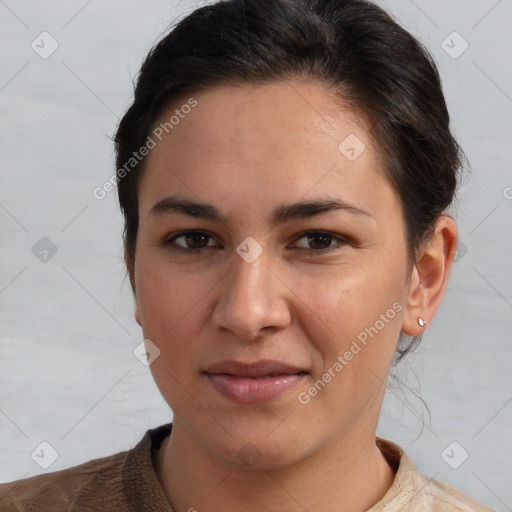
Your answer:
[401,264,424,336]
[401,216,458,337]
[135,304,142,327]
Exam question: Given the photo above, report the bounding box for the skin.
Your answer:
[130,80,458,512]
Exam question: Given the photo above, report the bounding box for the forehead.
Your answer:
[150,80,371,157]
[138,80,395,219]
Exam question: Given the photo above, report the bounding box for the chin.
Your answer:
[201,422,312,471]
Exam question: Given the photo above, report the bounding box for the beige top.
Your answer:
[0,423,494,511]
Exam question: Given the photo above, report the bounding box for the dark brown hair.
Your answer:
[114,0,466,359]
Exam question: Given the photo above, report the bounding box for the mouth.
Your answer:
[203,359,308,404]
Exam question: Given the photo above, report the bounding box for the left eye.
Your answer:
[293,231,347,251]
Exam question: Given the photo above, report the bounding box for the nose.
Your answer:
[211,246,291,341]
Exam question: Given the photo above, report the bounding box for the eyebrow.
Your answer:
[149,195,373,224]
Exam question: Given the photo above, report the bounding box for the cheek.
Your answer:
[135,262,210,406]
[297,271,405,414]
[296,270,404,412]
[135,253,204,345]
[293,262,404,347]
[134,249,227,376]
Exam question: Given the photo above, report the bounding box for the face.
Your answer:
[132,80,412,469]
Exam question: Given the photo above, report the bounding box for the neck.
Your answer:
[154,419,396,512]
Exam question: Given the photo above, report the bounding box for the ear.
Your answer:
[124,249,142,327]
[133,282,142,327]
[135,303,142,327]
[401,216,458,336]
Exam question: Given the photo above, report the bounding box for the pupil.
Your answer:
[186,233,208,248]
[308,233,331,249]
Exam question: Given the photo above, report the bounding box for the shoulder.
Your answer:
[373,438,495,512]
[0,449,129,511]
[0,423,172,511]
[410,471,495,511]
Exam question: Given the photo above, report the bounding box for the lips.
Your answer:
[204,359,306,378]
[203,359,307,404]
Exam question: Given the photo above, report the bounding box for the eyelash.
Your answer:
[159,230,349,255]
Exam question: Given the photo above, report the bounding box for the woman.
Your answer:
[0,0,495,510]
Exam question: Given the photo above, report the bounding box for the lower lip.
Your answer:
[205,373,306,404]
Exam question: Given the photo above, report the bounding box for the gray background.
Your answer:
[0,0,511,509]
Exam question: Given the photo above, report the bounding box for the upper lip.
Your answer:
[204,359,306,377]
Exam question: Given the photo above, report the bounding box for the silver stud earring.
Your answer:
[418,317,426,327]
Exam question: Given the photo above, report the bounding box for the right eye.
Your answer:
[160,230,220,254]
